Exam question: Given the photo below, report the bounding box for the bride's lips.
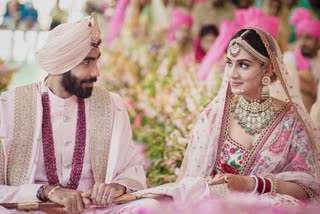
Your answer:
[230,81,243,87]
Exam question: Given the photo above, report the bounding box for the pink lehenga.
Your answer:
[133,27,320,205]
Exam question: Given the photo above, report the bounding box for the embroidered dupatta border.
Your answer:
[240,103,291,175]
[89,87,114,183]
[8,83,37,185]
[211,86,233,174]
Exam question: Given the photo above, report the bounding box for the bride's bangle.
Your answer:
[265,173,278,193]
[249,175,258,194]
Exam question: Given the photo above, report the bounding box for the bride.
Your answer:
[133,27,320,205]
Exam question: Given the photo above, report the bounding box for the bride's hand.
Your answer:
[207,174,255,193]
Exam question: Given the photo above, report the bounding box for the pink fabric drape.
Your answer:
[105,0,131,45]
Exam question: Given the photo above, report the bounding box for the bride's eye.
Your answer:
[239,63,248,69]
[225,61,232,67]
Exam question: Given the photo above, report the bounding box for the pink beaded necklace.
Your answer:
[41,93,86,189]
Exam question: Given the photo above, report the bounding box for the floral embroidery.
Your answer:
[215,135,250,175]
[256,107,315,176]
[269,130,290,155]
[205,108,212,117]
[290,153,310,172]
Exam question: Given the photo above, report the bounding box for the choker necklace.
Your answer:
[232,96,281,134]
[41,93,86,189]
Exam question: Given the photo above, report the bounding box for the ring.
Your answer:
[102,195,107,199]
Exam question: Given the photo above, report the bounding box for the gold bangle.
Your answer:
[265,174,277,193]
[47,186,60,199]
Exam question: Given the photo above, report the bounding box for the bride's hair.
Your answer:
[228,29,278,82]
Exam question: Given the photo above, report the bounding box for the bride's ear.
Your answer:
[264,62,278,82]
[264,63,273,76]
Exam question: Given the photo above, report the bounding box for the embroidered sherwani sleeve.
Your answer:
[0,184,42,203]
[0,91,42,203]
[108,94,147,192]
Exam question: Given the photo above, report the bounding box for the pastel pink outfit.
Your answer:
[132,27,320,205]
[0,82,148,213]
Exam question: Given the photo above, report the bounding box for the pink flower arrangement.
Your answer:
[137,193,320,214]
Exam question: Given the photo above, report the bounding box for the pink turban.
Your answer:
[290,8,320,39]
[35,15,101,75]
[244,16,279,38]
[168,8,193,42]
[237,7,280,38]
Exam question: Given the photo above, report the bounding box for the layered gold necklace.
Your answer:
[232,96,281,134]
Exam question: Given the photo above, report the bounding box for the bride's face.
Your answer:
[225,47,267,100]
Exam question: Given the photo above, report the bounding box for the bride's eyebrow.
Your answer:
[226,57,253,63]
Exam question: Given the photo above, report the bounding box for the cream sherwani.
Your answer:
[0,82,148,213]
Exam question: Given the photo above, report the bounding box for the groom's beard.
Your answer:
[62,71,97,99]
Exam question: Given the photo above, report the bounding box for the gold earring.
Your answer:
[261,76,271,100]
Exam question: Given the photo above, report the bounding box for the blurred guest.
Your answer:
[285,8,320,112]
[20,2,38,30]
[122,0,152,41]
[2,0,23,29]
[263,0,290,51]
[264,0,282,16]
[194,24,219,64]
[50,0,67,30]
[156,8,194,74]
[232,0,255,8]
[167,8,193,58]
[192,0,235,35]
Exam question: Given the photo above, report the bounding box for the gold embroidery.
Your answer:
[8,84,37,185]
[294,181,317,199]
[209,183,230,197]
[117,177,145,190]
[89,87,113,183]
[0,138,5,184]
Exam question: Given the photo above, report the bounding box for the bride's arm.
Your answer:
[207,174,309,199]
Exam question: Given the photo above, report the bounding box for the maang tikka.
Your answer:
[227,30,269,65]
